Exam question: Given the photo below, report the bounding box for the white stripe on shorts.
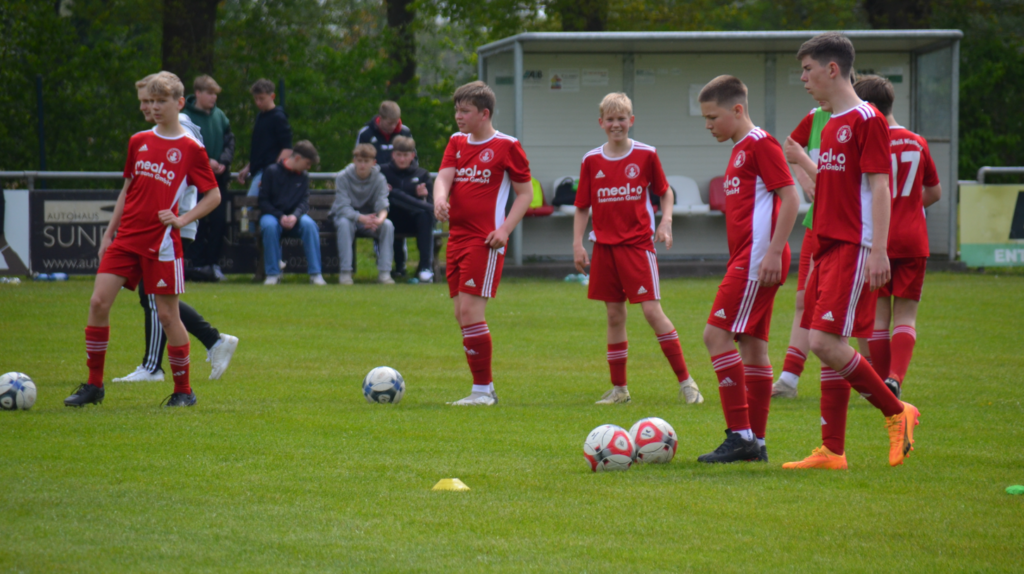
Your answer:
[645,250,661,300]
[481,248,498,298]
[842,246,869,337]
[730,280,759,334]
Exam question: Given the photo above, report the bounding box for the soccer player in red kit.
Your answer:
[433,81,534,406]
[572,92,704,406]
[64,72,221,408]
[696,76,801,463]
[854,75,942,399]
[783,33,920,470]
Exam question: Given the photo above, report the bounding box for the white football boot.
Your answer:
[113,366,164,383]
[679,376,705,404]
[207,334,239,380]
[595,386,631,405]
[264,275,280,285]
[448,391,498,406]
[771,376,799,399]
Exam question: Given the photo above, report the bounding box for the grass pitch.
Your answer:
[1,273,1023,572]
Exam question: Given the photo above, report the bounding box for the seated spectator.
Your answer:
[357,100,411,166]
[379,136,436,283]
[258,140,325,286]
[331,144,394,285]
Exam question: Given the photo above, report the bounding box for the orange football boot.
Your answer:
[885,401,921,466]
[782,446,848,470]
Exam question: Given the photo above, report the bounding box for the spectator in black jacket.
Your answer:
[379,136,436,282]
[240,79,293,197]
[258,141,324,286]
[357,100,411,166]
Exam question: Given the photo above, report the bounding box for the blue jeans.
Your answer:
[260,213,322,276]
[246,170,264,197]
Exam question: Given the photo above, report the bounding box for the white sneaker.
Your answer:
[279,259,287,271]
[772,379,798,399]
[447,391,498,406]
[113,366,164,383]
[679,376,704,404]
[207,334,239,380]
[339,272,354,285]
[378,272,395,284]
[310,274,327,285]
[264,275,280,285]
[595,386,631,405]
[417,270,434,283]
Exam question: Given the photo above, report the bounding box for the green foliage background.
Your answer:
[1,0,1022,180]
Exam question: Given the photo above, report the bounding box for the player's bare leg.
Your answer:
[773,289,809,398]
[66,273,126,406]
[154,294,196,407]
[643,300,702,404]
[449,293,498,406]
[596,302,630,404]
[886,297,920,398]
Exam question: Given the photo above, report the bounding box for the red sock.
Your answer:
[167,344,191,394]
[889,325,917,383]
[744,365,773,439]
[782,346,807,377]
[838,352,903,417]
[462,322,493,387]
[656,330,690,381]
[85,326,109,388]
[711,350,749,432]
[607,342,628,387]
[867,329,891,380]
[820,367,851,455]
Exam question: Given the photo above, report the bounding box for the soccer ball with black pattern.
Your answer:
[0,372,37,411]
[629,417,678,464]
[583,424,635,472]
[362,366,405,404]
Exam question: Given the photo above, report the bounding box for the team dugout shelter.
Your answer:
[475,31,963,265]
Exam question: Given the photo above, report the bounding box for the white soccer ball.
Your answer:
[583,424,635,472]
[629,417,678,464]
[0,372,36,411]
[362,366,405,404]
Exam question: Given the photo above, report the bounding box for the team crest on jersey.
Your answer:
[625,163,640,179]
[166,148,182,164]
[837,126,853,143]
[733,150,746,168]
[479,149,495,163]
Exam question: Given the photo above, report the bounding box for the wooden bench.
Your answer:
[232,193,446,280]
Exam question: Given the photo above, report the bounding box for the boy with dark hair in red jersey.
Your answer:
[572,92,704,406]
[433,81,534,406]
[782,33,920,470]
[696,76,801,463]
[64,72,221,408]
[854,75,942,399]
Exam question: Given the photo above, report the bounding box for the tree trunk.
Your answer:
[863,0,932,29]
[552,0,608,31]
[386,0,417,90]
[161,0,220,85]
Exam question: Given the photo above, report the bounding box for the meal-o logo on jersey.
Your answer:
[597,184,644,203]
[454,165,492,184]
[818,149,847,172]
[166,148,182,164]
[724,176,741,196]
[733,151,746,168]
[625,163,641,179]
[134,160,176,186]
[479,148,495,163]
[836,126,853,144]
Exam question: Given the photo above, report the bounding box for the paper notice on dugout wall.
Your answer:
[689,84,706,116]
[635,69,656,85]
[550,69,580,92]
[582,69,609,86]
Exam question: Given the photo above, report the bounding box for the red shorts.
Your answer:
[588,243,660,304]
[878,257,926,301]
[797,227,818,291]
[707,274,781,342]
[446,239,504,298]
[800,242,876,338]
[98,240,184,295]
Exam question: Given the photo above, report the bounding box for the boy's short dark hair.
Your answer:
[292,140,319,165]
[250,79,275,95]
[379,100,401,120]
[853,75,895,116]
[797,32,856,78]
[391,136,415,153]
[453,81,496,117]
[698,75,748,108]
[353,143,377,160]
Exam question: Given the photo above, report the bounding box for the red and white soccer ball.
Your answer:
[629,417,678,464]
[583,424,635,472]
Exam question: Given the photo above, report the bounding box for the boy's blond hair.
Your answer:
[353,143,377,160]
[599,92,633,118]
[193,74,222,94]
[391,136,415,153]
[146,71,185,100]
[379,100,401,120]
[134,73,157,90]
[698,75,748,108]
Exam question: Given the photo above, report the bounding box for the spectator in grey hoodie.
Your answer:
[331,144,394,284]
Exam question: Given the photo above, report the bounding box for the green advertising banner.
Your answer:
[959,183,1024,266]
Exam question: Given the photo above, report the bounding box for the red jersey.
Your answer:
[440,131,532,246]
[790,108,816,161]
[575,141,669,251]
[118,128,217,260]
[813,101,891,251]
[888,126,939,258]
[723,128,795,281]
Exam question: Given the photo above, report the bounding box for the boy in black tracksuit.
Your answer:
[356,100,411,166]
[379,136,435,282]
